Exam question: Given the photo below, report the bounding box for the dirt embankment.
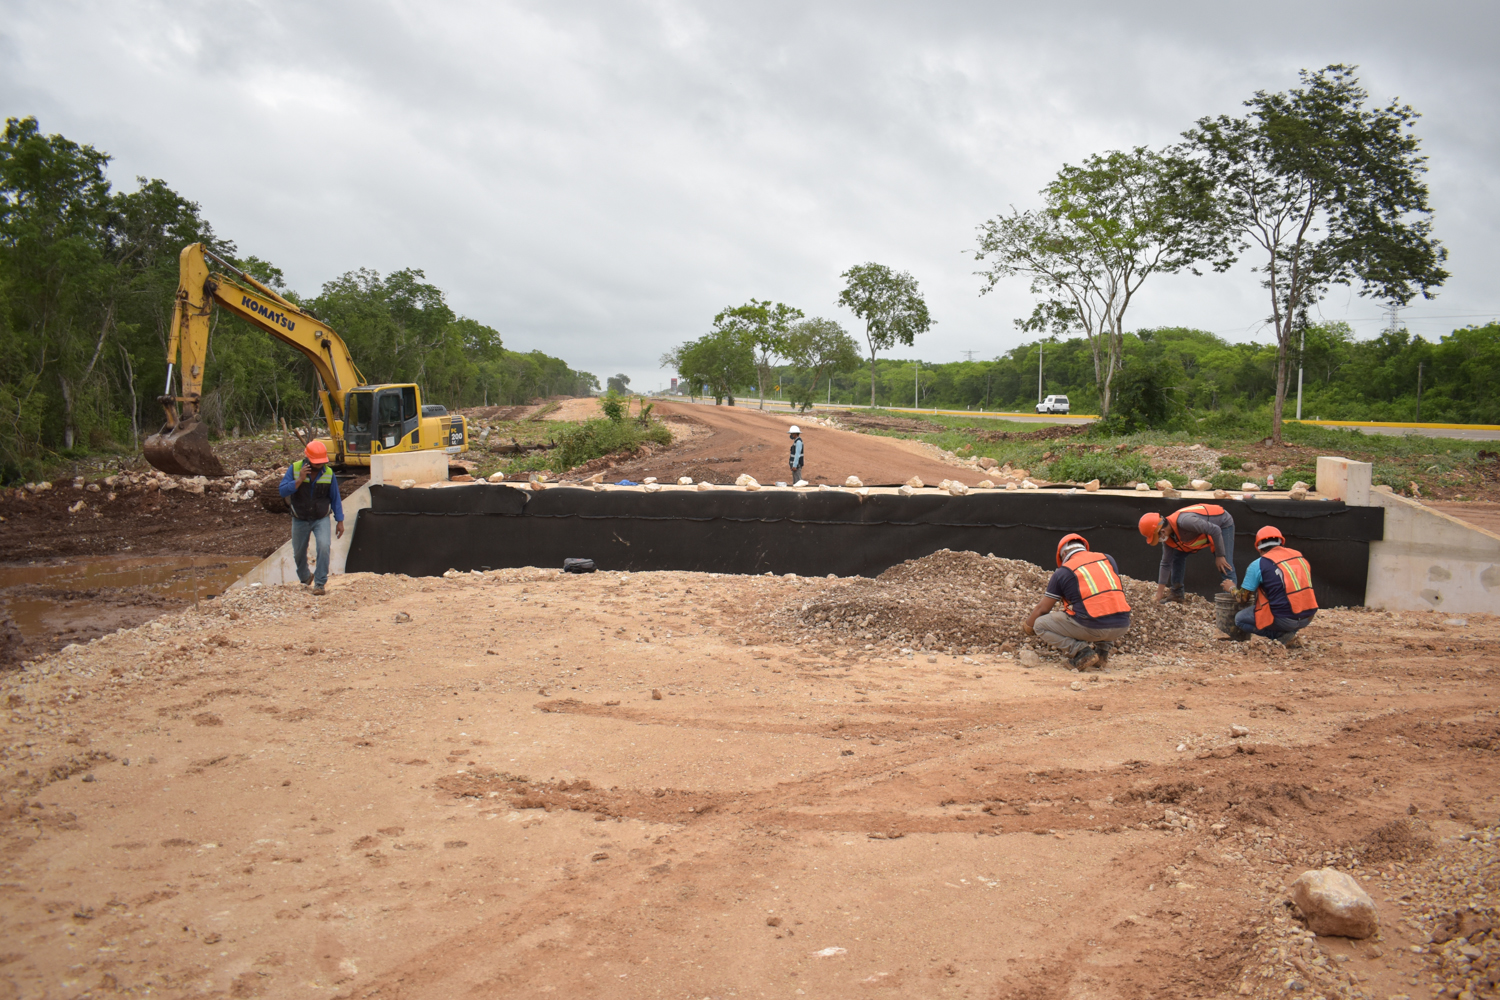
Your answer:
[1,557,1496,998]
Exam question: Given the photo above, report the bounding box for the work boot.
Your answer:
[1069,646,1100,671]
[1093,642,1112,669]
[1280,633,1303,650]
[1157,588,1185,605]
[312,584,326,596]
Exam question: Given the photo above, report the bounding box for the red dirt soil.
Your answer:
[604,400,990,486]
[1,566,1496,999]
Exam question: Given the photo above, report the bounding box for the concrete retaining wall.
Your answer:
[229,485,372,590]
[1364,489,1500,612]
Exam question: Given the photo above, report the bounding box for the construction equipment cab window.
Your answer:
[346,387,419,453]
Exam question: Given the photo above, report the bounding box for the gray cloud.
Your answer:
[3,0,1494,390]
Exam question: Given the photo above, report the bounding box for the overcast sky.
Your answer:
[4,1,1497,391]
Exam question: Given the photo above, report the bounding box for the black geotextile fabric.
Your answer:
[344,484,1385,605]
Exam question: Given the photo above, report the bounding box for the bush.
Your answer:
[1101,358,1181,433]
[1041,451,1155,487]
[541,418,672,472]
[599,392,626,423]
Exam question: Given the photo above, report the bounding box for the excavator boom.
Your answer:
[145,243,366,477]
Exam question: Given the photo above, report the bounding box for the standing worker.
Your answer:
[1138,503,1237,603]
[278,440,345,596]
[788,425,807,485]
[1023,533,1132,670]
[1235,525,1318,647]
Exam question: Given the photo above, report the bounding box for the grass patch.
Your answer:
[507,418,672,474]
[1040,452,1154,487]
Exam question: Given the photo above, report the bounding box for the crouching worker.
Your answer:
[1236,525,1317,647]
[1024,533,1132,670]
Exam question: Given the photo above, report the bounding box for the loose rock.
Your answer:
[1290,868,1379,939]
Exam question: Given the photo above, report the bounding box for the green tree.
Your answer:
[783,317,860,412]
[836,263,932,408]
[1184,64,1448,443]
[606,372,631,394]
[973,147,1226,419]
[661,328,755,406]
[712,299,803,409]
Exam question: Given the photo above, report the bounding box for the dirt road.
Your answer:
[606,401,991,487]
[3,559,1496,999]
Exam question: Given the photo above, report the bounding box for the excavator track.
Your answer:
[143,416,226,478]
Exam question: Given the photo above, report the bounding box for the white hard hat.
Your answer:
[788,425,801,434]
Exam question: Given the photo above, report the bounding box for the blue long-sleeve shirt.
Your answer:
[789,437,804,468]
[278,463,344,522]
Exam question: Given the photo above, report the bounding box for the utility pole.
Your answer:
[1416,361,1424,421]
[1295,325,1305,421]
[914,361,920,409]
[1037,343,1044,403]
[961,350,977,362]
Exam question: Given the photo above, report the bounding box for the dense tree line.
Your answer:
[0,117,596,477]
[749,321,1499,425]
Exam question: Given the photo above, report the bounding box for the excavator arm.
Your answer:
[145,243,366,476]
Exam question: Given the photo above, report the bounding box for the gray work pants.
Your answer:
[1033,610,1129,657]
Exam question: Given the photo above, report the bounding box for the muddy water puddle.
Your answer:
[0,555,260,657]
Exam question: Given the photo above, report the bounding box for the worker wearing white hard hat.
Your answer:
[788,426,806,486]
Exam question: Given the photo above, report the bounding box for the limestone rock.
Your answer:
[1154,479,1174,491]
[1240,482,1259,491]
[1019,649,1042,667]
[643,477,658,484]
[1289,488,1308,500]
[978,457,998,470]
[818,483,832,492]
[1084,479,1100,492]
[744,481,761,491]
[1290,869,1379,938]
[587,472,605,483]
[1213,489,1230,499]
[487,472,507,483]
[678,477,694,485]
[1230,725,1250,738]
[845,475,863,488]
[696,481,714,491]
[1292,481,1310,491]
[644,482,662,492]
[793,479,808,487]
[1021,479,1040,490]
[905,476,924,489]
[977,480,995,489]
[1134,483,1150,492]
[898,484,916,497]
[399,479,417,489]
[735,473,759,487]
[938,479,953,490]
[947,481,968,496]
[1190,479,1212,491]
[1005,482,1018,491]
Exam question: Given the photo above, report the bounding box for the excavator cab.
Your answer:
[343,385,423,457]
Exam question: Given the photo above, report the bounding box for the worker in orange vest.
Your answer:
[1137,503,1237,603]
[1023,533,1132,670]
[1235,525,1318,647]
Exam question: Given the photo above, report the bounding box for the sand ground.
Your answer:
[3,566,1497,999]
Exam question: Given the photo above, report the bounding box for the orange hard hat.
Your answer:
[1255,525,1285,550]
[304,440,329,464]
[1056,532,1090,567]
[1137,512,1164,545]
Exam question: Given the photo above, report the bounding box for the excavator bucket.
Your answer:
[143,415,226,478]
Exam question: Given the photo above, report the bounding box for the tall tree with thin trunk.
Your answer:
[973,147,1226,420]
[836,263,932,408]
[713,299,803,409]
[1183,64,1447,444]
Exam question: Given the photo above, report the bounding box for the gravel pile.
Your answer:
[771,548,1219,656]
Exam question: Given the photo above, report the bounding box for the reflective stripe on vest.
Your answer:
[1164,503,1226,553]
[1060,551,1131,619]
[1255,545,1319,629]
[290,459,334,520]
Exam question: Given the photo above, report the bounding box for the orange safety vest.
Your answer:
[1060,551,1132,619]
[1164,503,1226,553]
[1254,545,1319,629]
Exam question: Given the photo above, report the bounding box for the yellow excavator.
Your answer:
[145,243,467,477]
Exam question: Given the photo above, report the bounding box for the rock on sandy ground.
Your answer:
[0,567,1496,998]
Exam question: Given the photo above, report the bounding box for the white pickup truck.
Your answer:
[1035,394,1070,414]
